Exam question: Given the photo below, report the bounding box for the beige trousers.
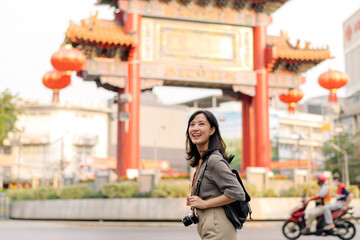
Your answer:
[306,206,324,228]
[196,207,237,240]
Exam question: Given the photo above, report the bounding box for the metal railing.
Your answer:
[0,192,9,219]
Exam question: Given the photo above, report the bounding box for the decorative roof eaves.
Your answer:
[65,13,133,47]
[266,32,333,63]
[113,0,288,15]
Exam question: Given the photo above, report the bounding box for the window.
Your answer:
[307,104,322,115]
[76,146,93,156]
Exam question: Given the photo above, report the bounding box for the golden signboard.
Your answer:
[86,59,128,77]
[141,18,253,71]
[161,30,234,61]
[268,73,305,88]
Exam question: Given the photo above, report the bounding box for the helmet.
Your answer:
[333,173,341,181]
[316,174,327,183]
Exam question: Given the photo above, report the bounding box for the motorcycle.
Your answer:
[282,198,357,240]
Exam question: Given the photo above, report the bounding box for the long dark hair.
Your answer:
[185,110,227,167]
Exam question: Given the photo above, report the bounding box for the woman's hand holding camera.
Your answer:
[187,195,206,209]
[186,194,191,206]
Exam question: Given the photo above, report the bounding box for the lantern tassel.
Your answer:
[52,89,60,104]
[329,89,338,103]
[288,102,296,114]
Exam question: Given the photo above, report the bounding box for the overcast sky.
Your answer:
[1,0,360,105]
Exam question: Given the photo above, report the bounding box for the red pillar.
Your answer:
[253,25,271,168]
[242,94,255,173]
[124,12,141,172]
[116,89,128,178]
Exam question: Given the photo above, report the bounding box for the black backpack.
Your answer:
[223,154,252,230]
[194,154,252,230]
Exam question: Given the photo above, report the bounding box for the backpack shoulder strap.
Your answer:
[231,169,251,202]
[194,160,208,196]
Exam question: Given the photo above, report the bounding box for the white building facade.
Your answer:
[270,109,326,171]
[344,8,360,96]
[9,99,111,186]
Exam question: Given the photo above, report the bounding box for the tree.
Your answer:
[0,89,21,145]
[323,131,360,185]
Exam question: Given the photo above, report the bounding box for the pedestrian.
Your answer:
[323,173,353,230]
[301,173,331,234]
[185,109,245,240]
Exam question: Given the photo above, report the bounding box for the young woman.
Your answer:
[185,110,245,240]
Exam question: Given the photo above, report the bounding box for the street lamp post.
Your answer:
[10,127,25,187]
[292,132,312,182]
[296,135,302,170]
[17,131,23,187]
[324,141,350,187]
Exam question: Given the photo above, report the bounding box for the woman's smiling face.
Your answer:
[188,113,215,151]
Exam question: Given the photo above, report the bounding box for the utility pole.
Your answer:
[325,141,350,187]
[42,134,67,187]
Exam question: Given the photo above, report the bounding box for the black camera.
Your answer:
[182,210,199,227]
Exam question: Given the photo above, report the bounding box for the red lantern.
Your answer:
[51,44,86,72]
[42,70,71,103]
[318,69,348,103]
[279,88,304,114]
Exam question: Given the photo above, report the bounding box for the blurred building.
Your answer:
[342,9,360,135]
[1,93,189,187]
[336,91,360,135]
[269,109,325,175]
[5,99,112,187]
[297,96,344,116]
[343,8,360,96]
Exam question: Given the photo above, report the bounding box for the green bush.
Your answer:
[280,182,320,197]
[58,185,92,199]
[280,186,299,197]
[5,189,16,200]
[245,185,279,197]
[6,189,34,200]
[33,187,59,200]
[150,183,190,198]
[261,187,279,197]
[101,182,139,198]
[298,182,320,197]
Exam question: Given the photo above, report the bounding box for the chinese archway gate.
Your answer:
[63,0,331,177]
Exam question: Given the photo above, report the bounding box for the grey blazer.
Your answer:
[193,150,246,202]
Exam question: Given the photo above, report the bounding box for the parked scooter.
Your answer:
[282,198,357,240]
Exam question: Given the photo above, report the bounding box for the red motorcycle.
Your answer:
[282,198,357,240]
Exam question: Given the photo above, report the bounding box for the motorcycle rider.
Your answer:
[300,173,330,234]
[323,173,353,230]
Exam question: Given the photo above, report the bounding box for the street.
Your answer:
[0,220,356,240]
